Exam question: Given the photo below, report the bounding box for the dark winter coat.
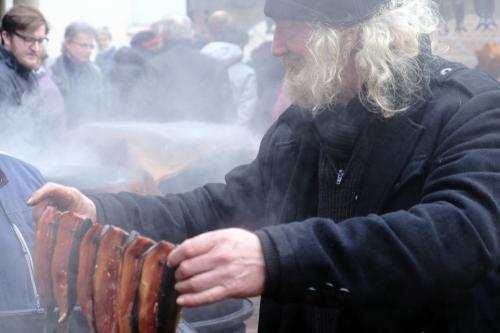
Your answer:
[0,46,57,148]
[50,54,103,128]
[89,57,500,332]
[131,39,235,122]
[0,153,45,311]
[0,45,38,109]
[108,46,154,120]
[95,46,117,80]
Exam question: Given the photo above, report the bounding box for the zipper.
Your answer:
[11,223,41,309]
[336,169,345,185]
[0,201,41,310]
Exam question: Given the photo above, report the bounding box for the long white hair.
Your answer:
[290,0,440,117]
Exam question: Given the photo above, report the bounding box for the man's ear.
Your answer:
[1,31,13,50]
[62,40,70,51]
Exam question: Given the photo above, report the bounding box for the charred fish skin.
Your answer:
[138,241,180,333]
[93,225,129,333]
[77,223,106,333]
[157,261,181,333]
[116,232,156,333]
[34,206,62,313]
[51,212,89,324]
[67,218,93,321]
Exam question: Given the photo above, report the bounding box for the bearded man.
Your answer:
[29,0,500,332]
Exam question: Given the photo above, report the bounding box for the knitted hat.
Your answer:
[264,0,390,27]
[130,30,161,49]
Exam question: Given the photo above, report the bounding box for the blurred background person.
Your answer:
[94,26,117,119]
[0,5,47,110]
[437,0,453,33]
[94,26,117,81]
[475,0,497,30]
[108,30,162,120]
[248,40,286,133]
[453,0,467,31]
[35,45,66,135]
[131,15,234,122]
[50,22,104,128]
[437,0,466,32]
[202,10,258,127]
[129,29,163,58]
[0,5,63,150]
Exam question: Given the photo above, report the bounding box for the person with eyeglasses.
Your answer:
[0,5,60,328]
[50,22,104,128]
[0,5,49,109]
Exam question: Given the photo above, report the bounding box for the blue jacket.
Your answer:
[0,153,45,311]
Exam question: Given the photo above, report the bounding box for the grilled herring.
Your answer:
[51,212,92,324]
[116,232,156,333]
[138,241,180,333]
[34,211,181,333]
[34,206,61,313]
[93,225,129,333]
[77,223,106,333]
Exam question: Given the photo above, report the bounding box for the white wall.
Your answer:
[132,0,186,25]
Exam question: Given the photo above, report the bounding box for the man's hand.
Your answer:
[27,182,97,223]
[167,228,266,307]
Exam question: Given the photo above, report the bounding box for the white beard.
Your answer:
[281,54,346,112]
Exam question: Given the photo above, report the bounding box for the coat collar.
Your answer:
[0,44,33,79]
[283,100,424,217]
[304,97,426,217]
[279,94,426,220]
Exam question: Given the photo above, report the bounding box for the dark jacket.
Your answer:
[90,57,500,332]
[0,46,57,148]
[95,46,117,80]
[108,46,154,120]
[0,153,45,311]
[50,54,103,128]
[0,45,38,109]
[130,39,235,122]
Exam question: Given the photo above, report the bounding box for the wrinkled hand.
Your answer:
[167,228,266,307]
[27,182,97,223]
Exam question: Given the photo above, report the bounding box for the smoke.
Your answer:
[0,102,260,193]
[0,97,102,180]
[0,2,283,197]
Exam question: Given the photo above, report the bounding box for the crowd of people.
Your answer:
[3,1,500,333]
[438,0,497,31]
[0,5,287,143]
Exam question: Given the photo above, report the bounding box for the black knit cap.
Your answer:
[264,0,390,27]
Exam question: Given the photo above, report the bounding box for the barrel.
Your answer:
[183,299,254,333]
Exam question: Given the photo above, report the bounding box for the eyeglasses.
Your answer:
[70,41,95,50]
[12,31,49,47]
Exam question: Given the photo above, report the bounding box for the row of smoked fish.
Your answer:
[33,207,181,333]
